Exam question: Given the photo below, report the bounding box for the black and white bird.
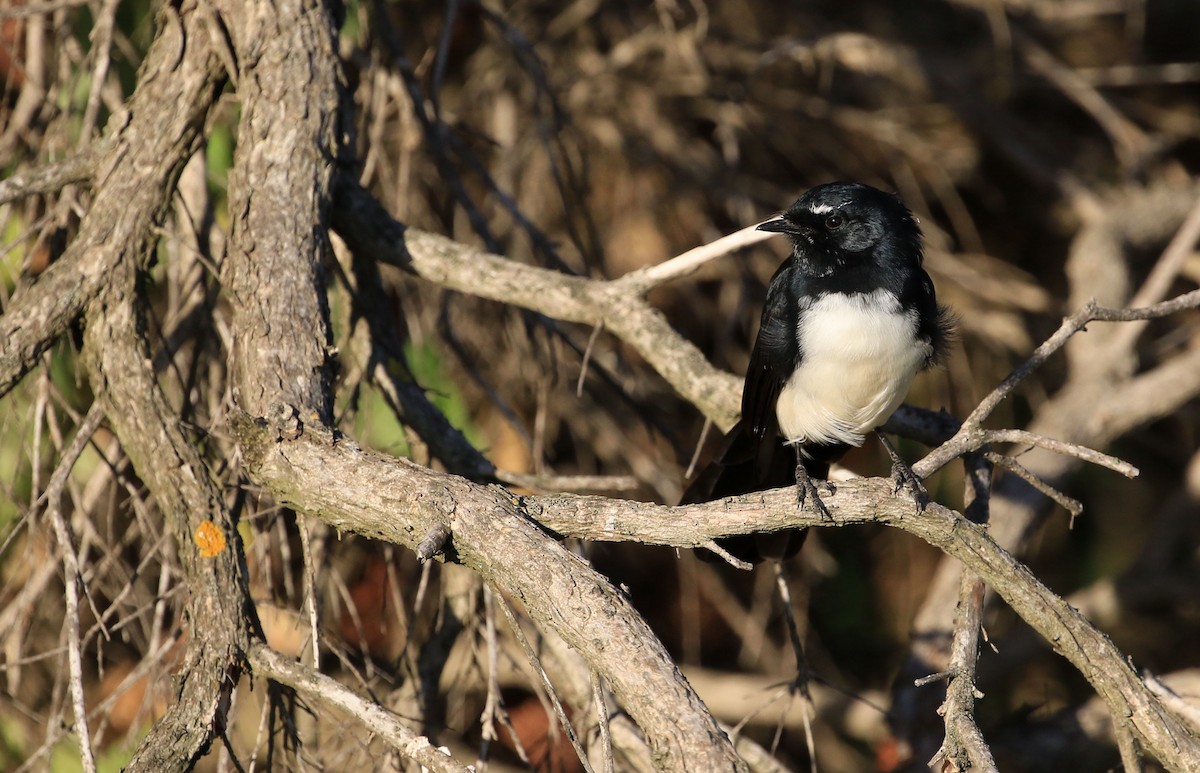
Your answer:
[683,182,953,563]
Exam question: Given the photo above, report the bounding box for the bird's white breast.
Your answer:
[776,289,931,448]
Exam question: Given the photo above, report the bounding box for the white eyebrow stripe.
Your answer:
[809,203,834,214]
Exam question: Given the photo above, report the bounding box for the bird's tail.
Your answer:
[680,422,834,563]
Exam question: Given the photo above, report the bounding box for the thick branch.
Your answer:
[62,12,258,769]
[330,178,743,430]
[231,408,1200,771]
[215,0,340,421]
[231,409,745,771]
[83,260,255,771]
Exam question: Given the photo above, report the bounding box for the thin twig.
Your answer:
[247,678,272,773]
[590,669,615,773]
[79,0,121,144]
[13,634,183,773]
[983,428,1139,478]
[971,290,1200,428]
[480,585,530,767]
[145,555,173,685]
[984,451,1084,521]
[772,566,817,773]
[914,670,952,688]
[617,222,777,293]
[577,321,604,398]
[701,540,754,571]
[44,405,106,773]
[917,289,1200,477]
[494,591,596,773]
[248,643,470,773]
[297,518,321,667]
[0,0,91,19]
[1110,194,1200,354]
[685,416,714,480]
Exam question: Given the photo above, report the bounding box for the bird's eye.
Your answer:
[824,215,844,230]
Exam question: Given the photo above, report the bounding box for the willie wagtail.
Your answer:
[682,182,953,563]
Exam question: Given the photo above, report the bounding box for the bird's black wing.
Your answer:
[680,261,828,563]
[742,261,802,475]
[679,261,799,506]
[906,268,955,369]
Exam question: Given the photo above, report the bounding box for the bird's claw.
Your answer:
[876,430,928,511]
[795,465,834,522]
[890,459,928,511]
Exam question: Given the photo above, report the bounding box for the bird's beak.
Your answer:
[757,216,801,236]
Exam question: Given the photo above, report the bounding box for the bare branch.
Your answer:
[982,429,1138,478]
[248,643,471,773]
[984,451,1084,519]
[230,408,1200,771]
[83,260,256,770]
[331,178,744,431]
[0,0,92,19]
[616,222,777,293]
[214,0,340,421]
[0,148,98,206]
[0,2,226,399]
[917,290,1200,477]
[929,573,997,773]
[43,406,105,773]
[231,409,746,771]
[495,593,595,773]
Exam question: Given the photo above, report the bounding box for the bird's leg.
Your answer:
[793,445,833,521]
[875,430,928,509]
[773,563,814,699]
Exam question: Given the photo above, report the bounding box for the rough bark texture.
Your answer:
[218,0,341,421]
[11,6,246,765]
[5,2,1200,770]
[83,262,255,771]
[231,408,746,771]
[231,406,1200,772]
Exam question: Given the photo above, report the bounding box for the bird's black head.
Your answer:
[758,182,922,274]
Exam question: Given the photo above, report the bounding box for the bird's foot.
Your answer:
[794,462,834,522]
[889,458,929,510]
[876,430,928,510]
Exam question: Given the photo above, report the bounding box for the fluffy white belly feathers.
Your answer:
[776,289,931,448]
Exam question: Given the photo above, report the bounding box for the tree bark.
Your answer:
[232,408,747,771]
[231,405,1200,773]
[217,0,342,421]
